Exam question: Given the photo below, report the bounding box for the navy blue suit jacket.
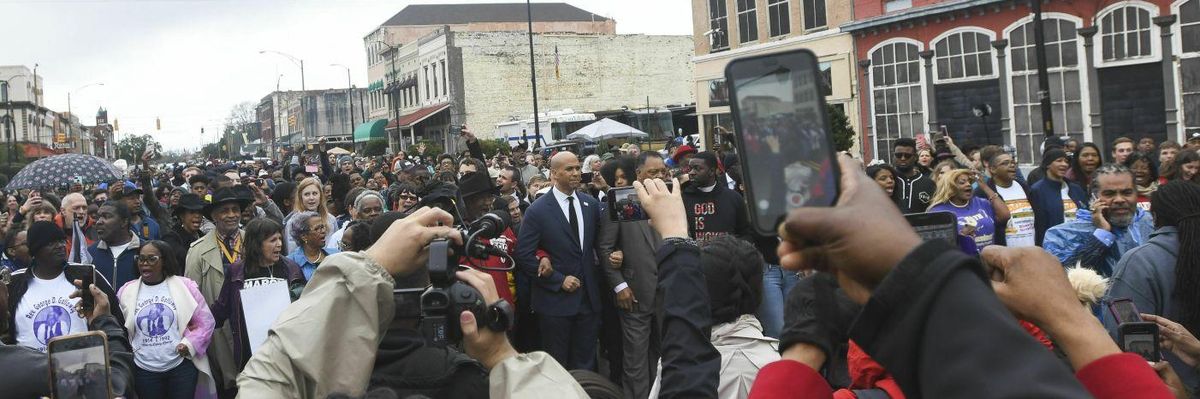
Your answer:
[515,189,603,317]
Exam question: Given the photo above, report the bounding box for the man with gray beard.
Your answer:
[1044,164,1155,276]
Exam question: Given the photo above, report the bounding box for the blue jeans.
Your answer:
[135,359,198,399]
[757,263,800,339]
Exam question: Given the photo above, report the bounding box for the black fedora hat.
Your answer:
[204,187,252,215]
[174,193,207,215]
[458,171,497,199]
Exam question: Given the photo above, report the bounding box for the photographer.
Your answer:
[237,207,588,398]
[0,268,135,398]
[744,155,1171,398]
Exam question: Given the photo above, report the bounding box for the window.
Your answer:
[1179,0,1200,132]
[869,41,924,161]
[424,66,429,101]
[737,0,758,43]
[934,31,995,81]
[884,0,911,12]
[708,79,729,107]
[0,81,7,102]
[441,60,448,97]
[768,0,790,37]
[1182,0,1200,53]
[819,61,833,97]
[1008,18,1085,163]
[1099,6,1154,62]
[804,0,827,30]
[709,0,730,51]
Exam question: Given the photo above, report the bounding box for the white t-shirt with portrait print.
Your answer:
[1060,184,1078,221]
[14,272,87,352]
[131,280,185,372]
[995,182,1036,248]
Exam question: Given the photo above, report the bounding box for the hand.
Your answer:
[777,155,921,304]
[608,250,624,269]
[456,268,518,369]
[537,257,553,277]
[1091,202,1112,232]
[1143,314,1200,367]
[779,272,859,359]
[561,275,581,292]
[248,183,269,206]
[462,127,477,143]
[318,137,327,146]
[633,178,687,239]
[141,147,155,163]
[1153,361,1191,399]
[616,287,637,312]
[69,280,111,324]
[20,194,41,214]
[176,343,190,358]
[366,207,463,276]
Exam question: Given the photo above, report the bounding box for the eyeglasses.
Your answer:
[893,152,915,160]
[400,194,419,200]
[136,255,161,264]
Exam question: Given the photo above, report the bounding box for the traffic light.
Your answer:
[156,117,161,130]
[113,119,119,131]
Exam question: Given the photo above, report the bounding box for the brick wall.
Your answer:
[456,32,696,139]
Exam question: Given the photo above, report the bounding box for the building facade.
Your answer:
[847,0,1187,165]
[690,0,863,152]
[256,88,366,154]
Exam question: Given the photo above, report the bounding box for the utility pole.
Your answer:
[527,0,543,148]
[1031,0,1055,138]
[331,64,354,140]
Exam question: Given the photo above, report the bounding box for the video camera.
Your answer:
[415,210,516,346]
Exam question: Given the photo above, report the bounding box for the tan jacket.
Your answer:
[236,251,587,399]
[184,229,240,388]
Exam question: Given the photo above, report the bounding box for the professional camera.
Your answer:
[416,210,516,346]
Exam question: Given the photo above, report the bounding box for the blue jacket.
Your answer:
[1029,178,1087,246]
[286,246,341,281]
[514,189,604,317]
[132,215,161,242]
[87,235,143,289]
[1043,208,1153,276]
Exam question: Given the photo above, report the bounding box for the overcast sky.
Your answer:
[1,0,693,151]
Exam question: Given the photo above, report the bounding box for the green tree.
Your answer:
[828,104,856,152]
[363,138,388,156]
[115,134,162,165]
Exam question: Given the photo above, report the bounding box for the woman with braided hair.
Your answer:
[649,234,779,399]
[1106,181,1200,389]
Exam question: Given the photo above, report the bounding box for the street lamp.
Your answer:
[0,74,30,164]
[68,82,104,155]
[330,64,355,140]
[261,50,306,145]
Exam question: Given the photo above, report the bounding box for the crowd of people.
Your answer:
[0,125,1197,399]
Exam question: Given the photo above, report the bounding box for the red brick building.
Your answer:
[845,0,1190,165]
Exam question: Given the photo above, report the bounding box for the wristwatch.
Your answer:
[487,299,515,332]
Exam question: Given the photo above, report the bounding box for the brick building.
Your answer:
[847,0,1189,165]
[690,0,863,151]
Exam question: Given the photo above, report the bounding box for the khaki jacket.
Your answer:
[236,251,587,399]
[185,229,240,388]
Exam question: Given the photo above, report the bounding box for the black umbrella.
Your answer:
[5,153,122,190]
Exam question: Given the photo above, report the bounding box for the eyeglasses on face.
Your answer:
[136,255,161,264]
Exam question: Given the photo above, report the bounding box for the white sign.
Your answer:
[238,278,291,354]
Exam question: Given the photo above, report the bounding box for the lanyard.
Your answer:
[217,232,242,264]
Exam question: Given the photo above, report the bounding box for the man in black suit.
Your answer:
[515,151,604,370]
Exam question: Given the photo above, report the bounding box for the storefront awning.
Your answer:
[386,103,450,130]
[353,119,388,143]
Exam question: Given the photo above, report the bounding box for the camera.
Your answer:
[416,210,516,346]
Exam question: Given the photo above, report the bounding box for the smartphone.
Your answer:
[726,49,840,236]
[935,125,949,143]
[1108,298,1142,324]
[64,264,95,311]
[450,125,464,136]
[48,331,113,399]
[305,165,319,174]
[581,172,594,185]
[607,184,671,222]
[905,212,957,244]
[1119,322,1162,362]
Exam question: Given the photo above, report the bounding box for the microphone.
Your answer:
[470,210,511,239]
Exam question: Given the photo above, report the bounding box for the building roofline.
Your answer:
[840,0,1011,32]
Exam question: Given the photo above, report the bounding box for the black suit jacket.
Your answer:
[514,190,604,317]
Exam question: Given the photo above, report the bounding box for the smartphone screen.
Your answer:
[606,185,671,222]
[905,212,957,244]
[581,172,594,185]
[1109,298,1142,324]
[48,331,112,399]
[64,264,95,311]
[726,49,840,236]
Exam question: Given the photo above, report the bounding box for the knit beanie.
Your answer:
[1041,148,1068,169]
[28,220,67,255]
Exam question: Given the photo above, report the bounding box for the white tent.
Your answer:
[565,118,649,141]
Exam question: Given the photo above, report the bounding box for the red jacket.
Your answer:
[749,353,1171,399]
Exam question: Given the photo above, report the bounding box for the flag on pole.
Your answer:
[554,45,560,79]
[69,220,93,265]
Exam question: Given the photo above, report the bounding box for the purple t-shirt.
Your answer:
[929,197,996,254]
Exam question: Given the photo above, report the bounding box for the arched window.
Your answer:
[869,41,924,160]
[934,30,995,81]
[1177,0,1200,133]
[1099,5,1155,63]
[1007,17,1085,163]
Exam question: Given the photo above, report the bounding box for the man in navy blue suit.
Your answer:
[515,151,604,370]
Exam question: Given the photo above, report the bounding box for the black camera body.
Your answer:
[420,239,490,345]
